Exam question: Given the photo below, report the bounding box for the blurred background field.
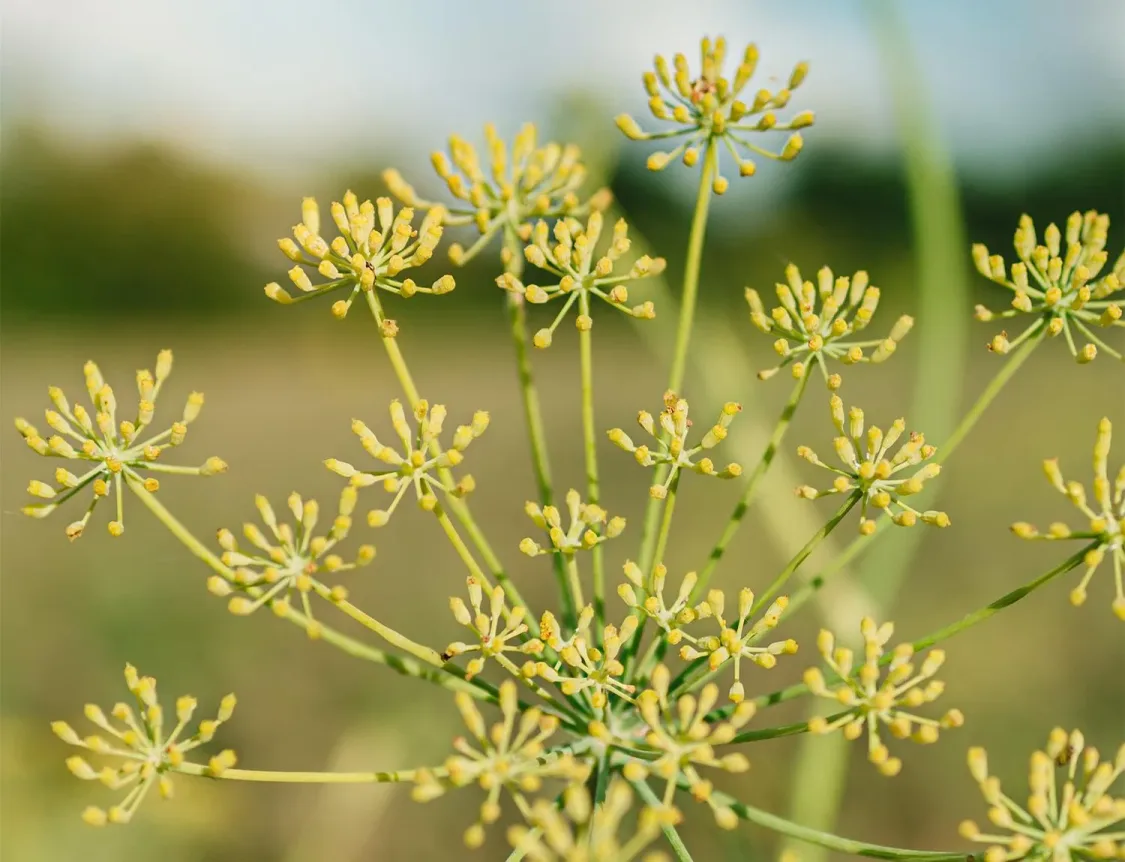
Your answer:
[2,1,1124,860]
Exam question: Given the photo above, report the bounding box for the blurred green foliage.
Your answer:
[2,123,1122,322]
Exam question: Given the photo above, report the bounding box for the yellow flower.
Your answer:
[677,588,797,703]
[972,210,1124,362]
[795,395,949,534]
[520,488,626,556]
[210,488,374,628]
[804,618,963,776]
[412,680,589,849]
[959,728,1124,862]
[17,350,225,539]
[496,214,661,347]
[1011,417,1125,619]
[534,606,638,711]
[618,664,756,829]
[326,398,486,525]
[608,392,742,498]
[746,263,912,383]
[617,36,813,193]
[51,663,236,826]
[383,122,612,268]
[266,193,454,323]
[443,575,544,679]
[508,778,676,862]
[618,561,707,642]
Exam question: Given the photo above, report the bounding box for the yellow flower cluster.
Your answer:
[973,210,1124,362]
[18,351,226,539]
[796,395,949,534]
[326,399,487,524]
[412,681,589,849]
[267,193,455,326]
[746,264,913,383]
[52,664,237,826]
[508,779,675,862]
[442,575,544,679]
[384,122,611,268]
[604,665,756,829]
[520,488,626,556]
[959,728,1124,862]
[678,588,797,703]
[207,489,374,629]
[1011,417,1125,619]
[804,619,963,777]
[617,36,813,193]
[609,393,743,498]
[496,213,661,347]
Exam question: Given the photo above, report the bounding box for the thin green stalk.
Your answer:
[750,494,859,616]
[730,713,849,745]
[578,290,606,633]
[667,141,717,396]
[703,783,973,861]
[180,763,420,783]
[125,477,490,699]
[633,629,668,683]
[631,779,696,862]
[636,141,717,576]
[503,226,575,627]
[593,749,610,807]
[432,500,531,616]
[936,329,1044,460]
[694,372,809,600]
[565,556,586,614]
[505,831,539,862]
[705,545,1092,723]
[624,476,680,678]
[309,584,443,667]
[651,477,680,579]
[907,543,1093,652]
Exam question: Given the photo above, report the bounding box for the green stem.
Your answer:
[179,763,421,783]
[503,227,575,628]
[750,494,859,616]
[694,372,809,600]
[667,142,716,396]
[593,749,610,807]
[310,585,444,667]
[565,556,586,615]
[907,543,1092,652]
[937,328,1045,462]
[730,714,848,745]
[624,476,680,680]
[126,477,489,699]
[505,831,539,862]
[631,779,696,862]
[705,783,973,860]
[706,544,1092,723]
[650,477,679,575]
[578,290,606,634]
[635,141,717,575]
[432,501,532,617]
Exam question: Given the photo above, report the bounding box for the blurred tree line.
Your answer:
[2,124,1121,323]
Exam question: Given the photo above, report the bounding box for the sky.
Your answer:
[3,0,1124,184]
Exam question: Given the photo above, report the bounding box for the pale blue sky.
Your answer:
[3,0,1123,185]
